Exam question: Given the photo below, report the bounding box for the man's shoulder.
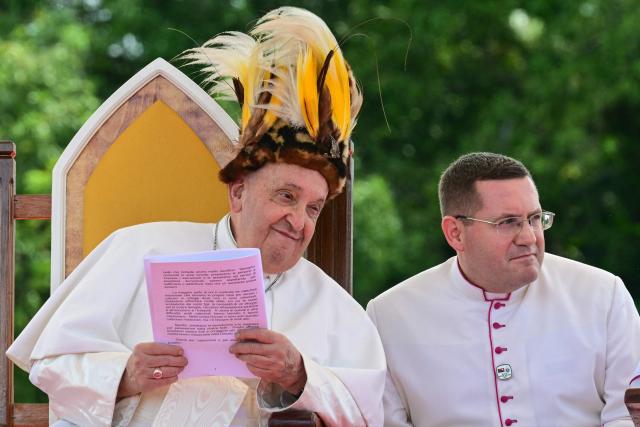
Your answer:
[112,221,212,238]
[107,221,212,245]
[287,257,366,309]
[542,253,618,283]
[292,257,349,294]
[540,253,623,301]
[91,221,215,258]
[370,257,454,306]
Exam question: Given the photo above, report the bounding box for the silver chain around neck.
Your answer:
[213,219,283,292]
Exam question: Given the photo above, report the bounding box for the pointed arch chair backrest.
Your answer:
[1,57,349,427]
[51,58,237,289]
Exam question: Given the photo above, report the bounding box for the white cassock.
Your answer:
[7,215,385,427]
[367,254,640,427]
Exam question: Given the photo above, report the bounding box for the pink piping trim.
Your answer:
[629,374,640,386]
[457,260,511,301]
[488,300,505,427]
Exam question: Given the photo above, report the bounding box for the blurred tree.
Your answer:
[353,175,405,303]
[0,3,100,402]
[345,0,640,303]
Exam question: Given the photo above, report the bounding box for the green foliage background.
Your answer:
[2,0,639,402]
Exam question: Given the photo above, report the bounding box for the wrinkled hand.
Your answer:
[229,328,306,394]
[117,342,188,398]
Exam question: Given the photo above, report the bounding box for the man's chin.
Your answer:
[517,267,540,287]
[262,250,302,274]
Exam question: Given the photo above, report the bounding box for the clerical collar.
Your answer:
[453,258,512,302]
[214,214,283,292]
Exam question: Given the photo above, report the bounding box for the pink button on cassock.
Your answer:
[494,302,505,309]
[505,419,518,426]
[500,395,513,403]
[495,346,508,354]
[493,322,505,329]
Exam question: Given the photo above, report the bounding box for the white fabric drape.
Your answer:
[8,216,385,426]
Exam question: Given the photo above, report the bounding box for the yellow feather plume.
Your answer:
[241,49,259,130]
[253,7,359,141]
[181,7,361,146]
[297,50,319,137]
[325,51,351,141]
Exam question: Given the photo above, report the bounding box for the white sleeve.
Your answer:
[366,301,413,427]
[381,369,413,427]
[257,354,376,427]
[601,277,640,427]
[29,352,139,427]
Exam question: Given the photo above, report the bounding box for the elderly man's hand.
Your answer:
[230,328,307,395]
[117,342,188,398]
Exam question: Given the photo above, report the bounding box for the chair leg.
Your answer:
[0,141,17,426]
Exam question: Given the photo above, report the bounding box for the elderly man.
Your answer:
[367,152,640,426]
[7,7,385,427]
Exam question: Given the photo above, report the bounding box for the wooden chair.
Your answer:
[626,388,640,427]
[1,58,350,426]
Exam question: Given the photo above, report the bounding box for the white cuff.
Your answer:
[30,352,132,427]
[256,356,308,411]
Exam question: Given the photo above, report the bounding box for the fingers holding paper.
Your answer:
[230,328,307,395]
[117,342,188,398]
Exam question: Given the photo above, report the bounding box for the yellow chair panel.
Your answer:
[83,100,229,255]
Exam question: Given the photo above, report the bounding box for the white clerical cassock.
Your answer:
[368,255,640,427]
[8,215,386,427]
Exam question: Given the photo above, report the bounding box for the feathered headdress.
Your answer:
[181,7,362,198]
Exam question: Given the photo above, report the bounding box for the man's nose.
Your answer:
[514,219,537,245]
[286,205,306,231]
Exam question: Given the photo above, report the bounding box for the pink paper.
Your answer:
[144,249,267,378]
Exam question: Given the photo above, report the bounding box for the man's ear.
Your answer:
[228,179,245,213]
[441,215,465,252]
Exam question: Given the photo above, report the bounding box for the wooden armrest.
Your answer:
[626,388,640,427]
[11,403,49,427]
[269,409,324,426]
[14,195,52,220]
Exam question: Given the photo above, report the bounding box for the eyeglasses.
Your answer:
[455,211,555,236]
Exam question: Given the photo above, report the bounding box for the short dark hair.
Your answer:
[438,152,532,217]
